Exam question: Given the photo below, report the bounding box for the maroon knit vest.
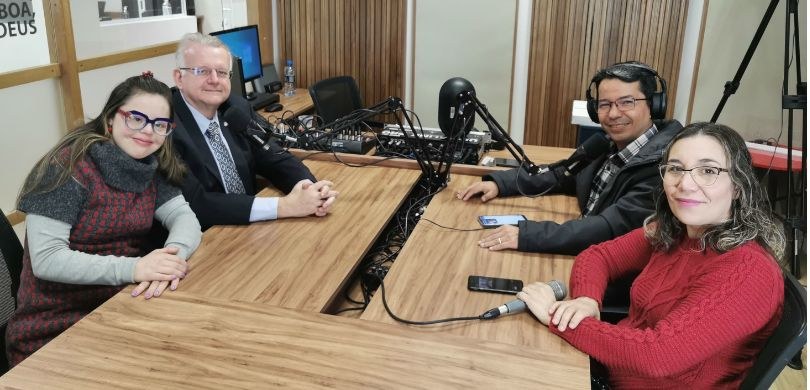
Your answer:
[6,157,156,366]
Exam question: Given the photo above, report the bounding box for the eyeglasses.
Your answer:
[117,109,175,136]
[596,96,648,113]
[659,164,729,187]
[179,66,232,80]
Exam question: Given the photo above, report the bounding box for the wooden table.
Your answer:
[257,88,314,123]
[0,291,589,389]
[0,148,591,388]
[360,173,590,384]
[179,160,420,312]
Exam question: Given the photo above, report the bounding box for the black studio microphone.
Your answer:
[252,113,298,143]
[222,104,296,151]
[438,77,476,137]
[547,134,611,177]
[480,280,567,320]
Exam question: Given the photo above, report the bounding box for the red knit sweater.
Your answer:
[551,228,783,389]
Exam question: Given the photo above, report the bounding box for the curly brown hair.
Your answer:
[644,122,786,265]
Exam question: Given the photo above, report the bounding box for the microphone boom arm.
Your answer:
[455,91,542,175]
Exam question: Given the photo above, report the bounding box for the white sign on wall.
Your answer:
[0,0,49,72]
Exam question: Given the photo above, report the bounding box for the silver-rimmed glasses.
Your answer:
[659,164,729,187]
[179,66,233,80]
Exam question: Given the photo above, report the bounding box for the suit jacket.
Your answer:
[170,88,315,229]
[486,119,683,255]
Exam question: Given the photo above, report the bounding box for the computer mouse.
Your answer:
[264,103,284,112]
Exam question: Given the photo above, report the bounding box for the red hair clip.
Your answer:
[141,71,154,78]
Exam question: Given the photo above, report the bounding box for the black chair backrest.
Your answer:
[0,209,22,300]
[740,272,807,390]
[308,76,364,125]
[0,208,23,374]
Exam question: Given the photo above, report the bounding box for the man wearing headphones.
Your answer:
[457,61,683,255]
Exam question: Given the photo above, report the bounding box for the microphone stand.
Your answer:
[710,0,805,369]
[709,0,806,281]
[450,91,543,175]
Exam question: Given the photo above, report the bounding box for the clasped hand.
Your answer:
[517,282,600,331]
[132,246,187,299]
[278,179,339,218]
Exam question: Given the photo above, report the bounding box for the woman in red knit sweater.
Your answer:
[518,122,786,389]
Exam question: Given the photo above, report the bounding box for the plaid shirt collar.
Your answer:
[608,124,659,167]
[583,123,658,215]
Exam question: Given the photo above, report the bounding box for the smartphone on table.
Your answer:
[467,275,524,294]
[493,157,521,168]
[477,214,527,229]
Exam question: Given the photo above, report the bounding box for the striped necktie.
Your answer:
[205,121,246,194]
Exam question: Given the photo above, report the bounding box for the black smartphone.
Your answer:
[477,214,527,228]
[494,157,521,168]
[467,275,524,294]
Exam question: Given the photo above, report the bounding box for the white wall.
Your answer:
[412,0,517,131]
[672,0,704,125]
[508,0,533,144]
[0,79,65,212]
[79,55,179,119]
[194,0,248,34]
[690,0,806,141]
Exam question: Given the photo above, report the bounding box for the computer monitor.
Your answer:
[211,25,263,83]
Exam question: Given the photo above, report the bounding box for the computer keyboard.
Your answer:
[249,92,280,111]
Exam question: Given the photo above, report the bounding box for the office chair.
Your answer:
[740,272,807,390]
[0,209,23,374]
[599,273,637,324]
[308,75,364,125]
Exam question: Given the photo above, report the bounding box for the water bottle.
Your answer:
[122,6,128,18]
[283,59,296,96]
[162,0,172,16]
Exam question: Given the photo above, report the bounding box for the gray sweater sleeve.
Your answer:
[27,196,200,286]
[154,195,202,260]
[26,214,138,285]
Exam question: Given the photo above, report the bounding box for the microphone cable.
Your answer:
[514,161,562,199]
[418,218,485,232]
[373,273,486,325]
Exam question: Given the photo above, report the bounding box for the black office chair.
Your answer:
[0,208,23,374]
[740,272,807,390]
[308,75,365,125]
[599,273,637,324]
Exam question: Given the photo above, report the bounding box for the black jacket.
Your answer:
[486,120,683,255]
[170,89,316,229]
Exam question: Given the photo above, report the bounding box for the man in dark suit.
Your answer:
[170,32,337,230]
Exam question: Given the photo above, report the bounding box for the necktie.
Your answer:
[205,121,246,194]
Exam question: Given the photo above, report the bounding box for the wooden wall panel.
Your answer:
[247,0,274,66]
[525,0,688,147]
[277,0,406,107]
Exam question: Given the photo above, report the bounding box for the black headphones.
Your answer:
[585,62,667,123]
